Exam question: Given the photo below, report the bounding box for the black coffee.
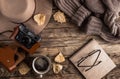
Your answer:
[34,57,49,72]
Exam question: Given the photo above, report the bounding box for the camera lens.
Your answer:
[22,36,31,44]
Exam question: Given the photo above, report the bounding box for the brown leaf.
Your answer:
[53,11,66,23]
[34,14,46,25]
[55,52,65,63]
[53,63,63,74]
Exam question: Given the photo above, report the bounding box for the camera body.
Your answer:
[15,25,40,49]
[10,24,41,54]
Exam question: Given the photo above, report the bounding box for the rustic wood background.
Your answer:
[0,1,120,79]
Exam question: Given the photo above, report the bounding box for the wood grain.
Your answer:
[32,17,120,79]
[1,1,120,79]
[5,20,120,78]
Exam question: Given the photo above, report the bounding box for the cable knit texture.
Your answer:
[54,0,120,43]
[102,0,120,36]
[85,0,105,14]
[86,16,120,43]
[54,0,91,27]
[86,16,102,35]
[54,0,81,17]
[71,6,91,26]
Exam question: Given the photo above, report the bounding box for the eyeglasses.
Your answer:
[77,49,102,72]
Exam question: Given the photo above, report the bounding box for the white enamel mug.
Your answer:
[32,55,51,78]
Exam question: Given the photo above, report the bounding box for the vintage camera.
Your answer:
[10,24,41,54]
[15,24,40,49]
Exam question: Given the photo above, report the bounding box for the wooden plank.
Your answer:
[36,18,120,79]
[0,2,120,79]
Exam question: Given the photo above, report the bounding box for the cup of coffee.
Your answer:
[32,55,51,78]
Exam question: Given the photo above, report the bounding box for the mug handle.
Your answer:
[40,74,43,78]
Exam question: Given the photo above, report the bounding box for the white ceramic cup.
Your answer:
[32,55,51,78]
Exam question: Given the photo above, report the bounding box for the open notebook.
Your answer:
[70,39,116,79]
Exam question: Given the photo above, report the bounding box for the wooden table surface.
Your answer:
[1,2,120,79]
[11,13,120,79]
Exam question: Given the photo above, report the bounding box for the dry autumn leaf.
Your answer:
[34,13,46,25]
[53,11,66,23]
[53,63,63,74]
[55,52,65,63]
[18,63,30,75]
